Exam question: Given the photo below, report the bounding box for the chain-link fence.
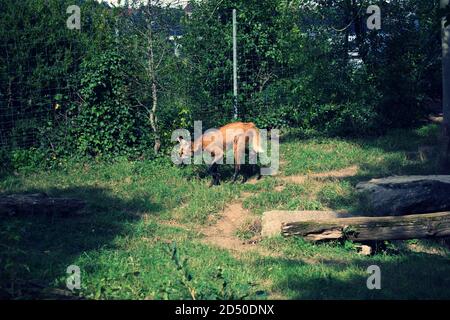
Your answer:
[0,0,442,156]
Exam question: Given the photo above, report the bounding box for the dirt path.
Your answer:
[200,166,360,255]
[200,192,262,253]
[279,165,359,184]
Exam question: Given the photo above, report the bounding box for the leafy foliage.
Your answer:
[443,4,450,27]
[0,0,445,160]
[69,49,138,157]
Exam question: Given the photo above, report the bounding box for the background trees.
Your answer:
[0,0,444,164]
[181,0,442,135]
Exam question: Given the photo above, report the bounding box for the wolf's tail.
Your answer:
[251,128,264,153]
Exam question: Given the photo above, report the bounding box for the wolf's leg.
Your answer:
[232,138,242,183]
[208,162,220,186]
[255,163,262,180]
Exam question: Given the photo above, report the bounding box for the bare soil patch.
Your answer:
[200,192,263,253]
[200,166,359,255]
[280,165,359,184]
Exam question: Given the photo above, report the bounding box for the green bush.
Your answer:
[69,49,139,158]
[309,103,379,137]
[254,108,290,130]
[0,0,443,166]
[9,148,47,172]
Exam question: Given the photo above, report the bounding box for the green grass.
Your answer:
[243,183,325,214]
[1,124,450,300]
[281,124,441,177]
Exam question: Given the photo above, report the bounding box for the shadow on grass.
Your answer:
[181,162,262,184]
[0,186,163,299]
[256,252,450,299]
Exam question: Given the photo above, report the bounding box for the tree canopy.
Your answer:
[0,0,444,162]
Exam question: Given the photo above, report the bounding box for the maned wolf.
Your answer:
[177,122,264,186]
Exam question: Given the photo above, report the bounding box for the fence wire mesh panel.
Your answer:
[0,0,443,159]
[0,39,85,150]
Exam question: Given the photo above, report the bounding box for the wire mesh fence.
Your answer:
[0,0,443,156]
[0,36,85,150]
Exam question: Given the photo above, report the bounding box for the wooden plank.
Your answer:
[262,210,353,238]
[282,212,450,242]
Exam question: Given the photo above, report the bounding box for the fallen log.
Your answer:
[282,212,450,242]
[0,193,86,216]
[262,210,353,238]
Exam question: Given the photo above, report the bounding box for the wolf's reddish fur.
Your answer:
[179,122,263,186]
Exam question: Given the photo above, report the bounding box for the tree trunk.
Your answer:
[441,0,450,171]
[150,80,161,154]
[0,194,86,217]
[354,0,369,62]
[343,0,351,61]
[282,212,450,242]
[146,5,161,155]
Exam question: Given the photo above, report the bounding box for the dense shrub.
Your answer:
[68,49,139,158]
[0,0,443,165]
[309,103,379,137]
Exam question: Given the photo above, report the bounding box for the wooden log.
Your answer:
[282,212,450,242]
[0,193,86,216]
[262,210,353,238]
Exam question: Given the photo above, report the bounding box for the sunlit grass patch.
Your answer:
[173,182,240,224]
[281,124,441,178]
[281,139,363,176]
[243,183,324,215]
[235,218,262,240]
[317,180,358,211]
